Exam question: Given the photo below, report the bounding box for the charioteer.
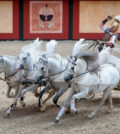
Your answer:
[98,15,120,52]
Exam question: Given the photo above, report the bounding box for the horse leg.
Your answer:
[14,88,19,97]
[5,84,25,116]
[108,92,113,112]
[38,85,52,107]
[33,89,39,97]
[70,88,89,113]
[21,84,39,96]
[12,87,19,109]
[7,84,19,98]
[54,88,75,123]
[88,87,112,118]
[40,89,56,112]
[6,86,12,98]
[42,89,56,105]
[19,85,39,107]
[19,96,26,107]
[53,85,68,107]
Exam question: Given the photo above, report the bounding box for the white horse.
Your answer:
[5,39,58,116]
[15,40,58,102]
[36,53,68,110]
[38,39,93,109]
[54,52,120,123]
[99,46,120,68]
[39,40,120,112]
[0,55,21,98]
[15,38,42,72]
[38,39,101,110]
[75,39,120,69]
[15,39,68,111]
[5,38,43,116]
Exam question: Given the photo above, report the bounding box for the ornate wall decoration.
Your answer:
[30,1,62,33]
[24,0,68,39]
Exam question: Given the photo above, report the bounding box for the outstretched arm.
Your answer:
[99,15,113,32]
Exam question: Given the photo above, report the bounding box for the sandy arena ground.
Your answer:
[0,40,120,134]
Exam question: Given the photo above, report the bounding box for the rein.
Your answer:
[5,71,18,80]
[0,69,4,74]
[72,66,99,79]
[44,69,66,79]
[0,69,6,81]
[0,78,6,81]
[0,56,18,81]
[40,56,67,79]
[0,70,17,81]
[22,68,29,71]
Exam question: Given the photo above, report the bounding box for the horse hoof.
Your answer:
[39,108,45,112]
[107,108,114,113]
[88,114,94,119]
[88,115,92,119]
[75,110,78,114]
[12,106,17,111]
[34,93,39,97]
[54,119,59,123]
[65,110,70,114]
[39,102,42,108]
[71,109,78,114]
[39,99,43,107]
[56,104,62,108]
[22,103,26,107]
[39,104,46,112]
[10,93,16,98]
[4,112,10,118]
[20,102,26,107]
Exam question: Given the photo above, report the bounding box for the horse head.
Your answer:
[35,54,49,81]
[64,57,77,82]
[64,53,94,82]
[15,52,31,71]
[36,53,64,82]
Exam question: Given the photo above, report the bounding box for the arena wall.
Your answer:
[0,0,120,40]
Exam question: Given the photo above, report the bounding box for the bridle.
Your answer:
[38,56,67,79]
[66,57,99,80]
[72,66,99,79]
[0,56,18,81]
[16,53,31,71]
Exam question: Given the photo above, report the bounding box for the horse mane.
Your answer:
[37,40,58,62]
[49,53,62,60]
[40,53,62,64]
[72,39,98,56]
[3,55,17,60]
[46,40,58,54]
[20,38,42,62]
[21,38,42,54]
[75,52,99,71]
[75,52,98,61]
[72,39,85,56]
